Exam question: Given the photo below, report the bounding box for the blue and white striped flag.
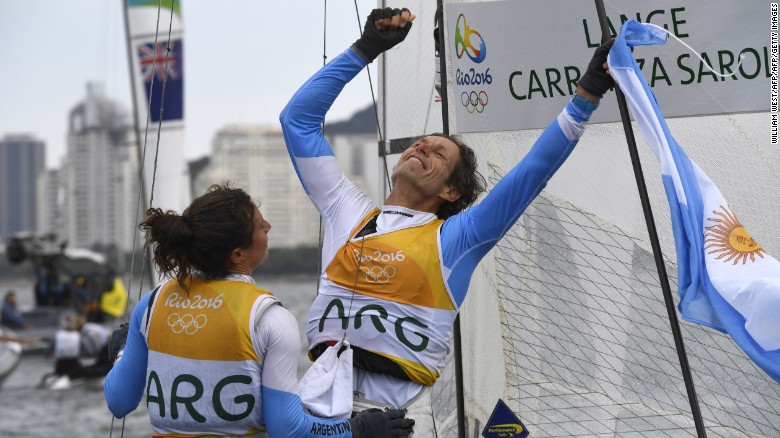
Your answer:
[609,20,780,383]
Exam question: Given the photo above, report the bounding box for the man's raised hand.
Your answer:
[352,7,416,63]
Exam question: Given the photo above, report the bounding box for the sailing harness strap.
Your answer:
[310,212,421,385]
[144,284,163,332]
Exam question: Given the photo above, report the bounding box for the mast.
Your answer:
[593,1,707,436]
[436,2,466,438]
[123,0,189,291]
[121,0,155,291]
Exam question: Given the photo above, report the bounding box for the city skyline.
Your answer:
[0,82,379,253]
[0,0,380,170]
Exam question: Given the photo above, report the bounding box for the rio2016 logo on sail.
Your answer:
[455,14,491,113]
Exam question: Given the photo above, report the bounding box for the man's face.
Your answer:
[392,136,462,200]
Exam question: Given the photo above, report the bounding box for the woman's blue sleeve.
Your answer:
[104,291,152,418]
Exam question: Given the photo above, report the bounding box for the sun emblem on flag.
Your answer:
[704,205,766,265]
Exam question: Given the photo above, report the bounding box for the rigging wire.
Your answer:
[112,0,176,436]
[315,0,328,297]
[645,23,747,78]
[323,0,393,344]
[124,0,167,319]
[352,0,392,192]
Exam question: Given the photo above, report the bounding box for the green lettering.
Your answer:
[545,68,566,97]
[527,70,546,99]
[738,48,761,79]
[697,52,719,83]
[717,50,737,80]
[564,67,580,95]
[395,317,430,352]
[171,374,206,423]
[765,46,771,78]
[619,12,641,26]
[645,10,665,28]
[319,298,348,332]
[213,375,255,421]
[677,54,695,85]
[606,17,619,38]
[670,8,688,38]
[636,58,645,71]
[581,19,600,48]
[650,57,672,87]
[146,370,165,417]
[355,304,388,332]
[509,71,526,100]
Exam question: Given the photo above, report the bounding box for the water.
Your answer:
[0,275,319,438]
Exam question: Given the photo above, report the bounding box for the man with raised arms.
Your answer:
[281,7,614,436]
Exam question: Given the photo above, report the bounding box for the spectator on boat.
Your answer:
[280,7,614,435]
[43,314,113,388]
[103,185,414,438]
[1,290,30,330]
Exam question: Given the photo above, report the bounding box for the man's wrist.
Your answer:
[351,45,371,63]
[575,85,600,104]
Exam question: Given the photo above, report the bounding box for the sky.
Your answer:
[0,0,379,169]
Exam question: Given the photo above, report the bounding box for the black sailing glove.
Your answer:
[107,323,129,363]
[348,408,415,438]
[352,8,414,63]
[577,39,615,99]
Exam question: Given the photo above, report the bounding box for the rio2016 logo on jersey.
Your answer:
[454,14,492,114]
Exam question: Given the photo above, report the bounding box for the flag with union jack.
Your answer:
[138,39,183,122]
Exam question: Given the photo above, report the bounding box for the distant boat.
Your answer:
[0,329,22,389]
[5,232,128,328]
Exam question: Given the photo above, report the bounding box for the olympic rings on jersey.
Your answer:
[460,90,488,113]
[360,265,397,283]
[167,312,208,334]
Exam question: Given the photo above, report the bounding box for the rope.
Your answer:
[124,0,175,319]
[326,1,393,343]
[112,0,176,436]
[352,0,392,192]
[315,0,328,297]
[644,23,747,78]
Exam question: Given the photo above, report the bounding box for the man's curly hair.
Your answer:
[428,133,486,219]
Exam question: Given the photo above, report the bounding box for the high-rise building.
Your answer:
[36,168,63,236]
[62,83,139,252]
[194,125,320,249]
[328,133,382,205]
[0,134,45,241]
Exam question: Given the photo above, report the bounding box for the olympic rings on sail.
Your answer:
[167,313,208,334]
[461,90,488,113]
[360,265,397,283]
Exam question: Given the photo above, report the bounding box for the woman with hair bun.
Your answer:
[104,185,413,438]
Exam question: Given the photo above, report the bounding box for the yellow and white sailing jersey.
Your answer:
[309,209,457,386]
[143,277,277,437]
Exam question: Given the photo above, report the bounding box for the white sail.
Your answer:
[379,0,780,436]
[377,0,444,199]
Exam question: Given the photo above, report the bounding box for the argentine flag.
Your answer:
[609,20,780,383]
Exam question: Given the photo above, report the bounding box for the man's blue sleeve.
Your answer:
[262,386,353,437]
[279,48,367,193]
[104,291,152,418]
[441,96,599,306]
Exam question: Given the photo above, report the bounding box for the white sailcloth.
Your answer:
[126,0,190,214]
